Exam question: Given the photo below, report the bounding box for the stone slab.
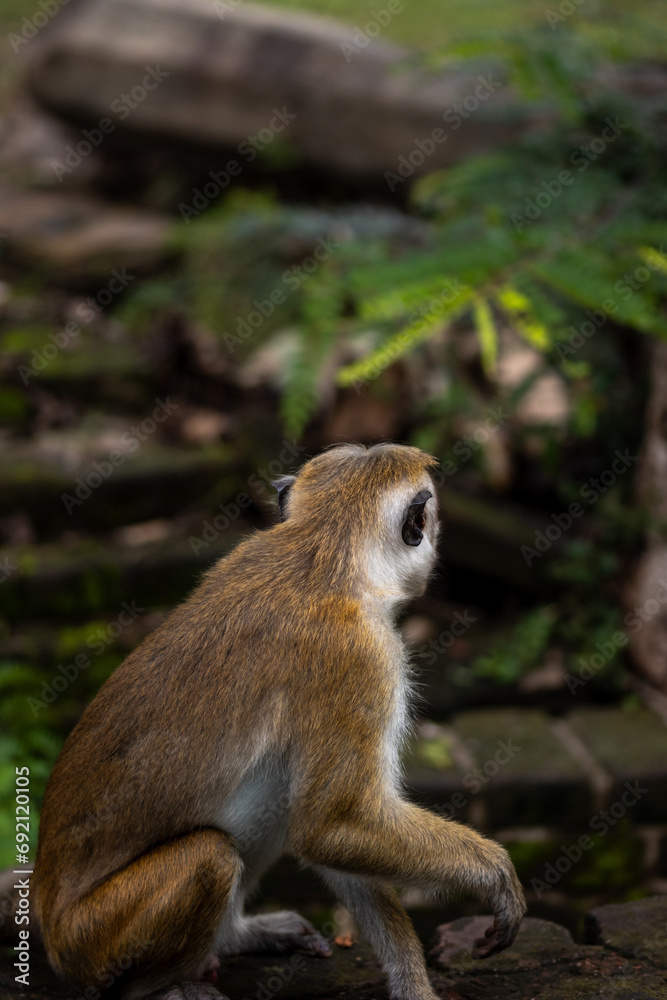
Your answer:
[3,899,667,1000]
[585,894,667,965]
[452,708,592,827]
[569,707,667,822]
[0,188,170,276]
[26,0,551,180]
[431,915,583,971]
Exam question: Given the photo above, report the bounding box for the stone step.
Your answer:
[0,188,171,277]
[0,529,241,621]
[0,440,238,537]
[407,709,592,827]
[25,0,554,183]
[1,321,149,386]
[569,707,667,824]
[406,706,667,827]
[26,0,667,188]
[2,897,666,999]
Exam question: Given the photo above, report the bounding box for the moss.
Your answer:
[568,827,644,894]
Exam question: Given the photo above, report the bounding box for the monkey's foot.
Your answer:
[148,985,228,1000]
[472,917,518,959]
[234,910,332,958]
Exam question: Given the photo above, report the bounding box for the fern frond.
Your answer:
[496,283,552,350]
[639,246,667,277]
[472,295,498,375]
[281,269,343,436]
[337,285,473,387]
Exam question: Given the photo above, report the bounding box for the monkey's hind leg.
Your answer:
[45,829,242,1000]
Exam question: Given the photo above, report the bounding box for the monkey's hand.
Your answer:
[472,860,526,959]
[472,915,519,959]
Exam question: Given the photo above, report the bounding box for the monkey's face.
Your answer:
[371,471,440,604]
[275,443,440,607]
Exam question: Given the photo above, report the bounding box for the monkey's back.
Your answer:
[34,523,399,927]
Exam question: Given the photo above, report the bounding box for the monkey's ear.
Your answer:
[271,476,296,521]
[402,489,432,546]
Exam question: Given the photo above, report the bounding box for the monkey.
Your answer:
[29,442,525,1000]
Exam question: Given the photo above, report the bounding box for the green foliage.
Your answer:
[0,386,29,426]
[412,733,454,770]
[0,661,61,866]
[256,0,667,61]
[507,825,644,894]
[470,493,643,689]
[281,265,345,436]
[568,825,644,893]
[472,606,556,683]
[0,621,134,866]
[124,30,666,438]
[113,22,667,456]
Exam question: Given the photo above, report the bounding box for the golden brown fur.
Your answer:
[30,443,525,1000]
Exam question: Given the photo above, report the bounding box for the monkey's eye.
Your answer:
[402,489,432,546]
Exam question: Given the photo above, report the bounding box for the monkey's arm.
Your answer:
[288,750,525,957]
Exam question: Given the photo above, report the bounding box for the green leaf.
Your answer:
[495,283,552,350]
[337,285,473,387]
[472,295,498,375]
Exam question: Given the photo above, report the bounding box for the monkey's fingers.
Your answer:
[471,918,515,959]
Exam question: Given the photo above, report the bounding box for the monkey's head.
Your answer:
[273,443,440,603]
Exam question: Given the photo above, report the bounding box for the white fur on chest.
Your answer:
[216,756,290,873]
[373,617,413,791]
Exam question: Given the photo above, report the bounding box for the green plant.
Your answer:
[123,33,666,440]
[472,606,556,683]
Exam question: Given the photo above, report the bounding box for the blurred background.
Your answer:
[1,0,667,946]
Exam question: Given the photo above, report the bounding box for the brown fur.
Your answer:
[31,443,525,1000]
